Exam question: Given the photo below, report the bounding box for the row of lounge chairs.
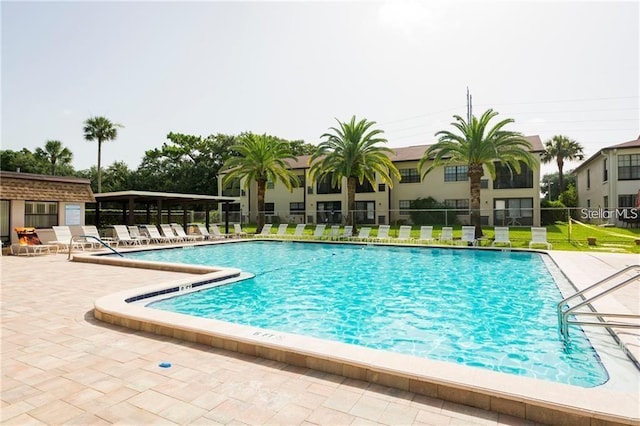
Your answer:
[249,224,553,248]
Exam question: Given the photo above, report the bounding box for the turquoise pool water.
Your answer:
[125,241,608,387]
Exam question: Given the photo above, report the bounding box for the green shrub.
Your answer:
[541,199,566,225]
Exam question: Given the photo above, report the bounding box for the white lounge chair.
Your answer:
[460,226,477,246]
[11,227,59,255]
[417,226,434,244]
[396,225,412,242]
[233,223,248,238]
[193,223,213,240]
[50,225,88,251]
[171,224,203,242]
[159,224,184,242]
[113,225,149,245]
[328,225,341,240]
[209,224,229,240]
[257,224,273,237]
[439,227,453,244]
[291,223,306,238]
[81,225,117,248]
[312,224,326,238]
[529,227,552,249]
[356,227,371,240]
[128,226,151,245]
[492,227,512,247]
[341,225,353,240]
[270,224,289,238]
[373,225,390,242]
[140,225,173,244]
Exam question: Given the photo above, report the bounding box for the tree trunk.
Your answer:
[468,164,484,238]
[347,176,357,234]
[557,155,565,193]
[257,179,266,232]
[97,140,103,193]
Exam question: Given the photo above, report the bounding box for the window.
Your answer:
[480,179,489,189]
[316,174,341,194]
[444,166,468,182]
[399,200,412,214]
[25,201,58,228]
[317,201,342,223]
[267,180,274,189]
[444,199,469,215]
[618,154,640,180]
[297,174,306,188]
[222,178,241,197]
[356,179,375,193]
[603,196,609,210]
[355,201,375,224]
[603,158,608,182]
[494,198,533,226]
[492,162,533,189]
[618,195,636,208]
[0,200,9,245]
[587,169,591,189]
[264,203,275,215]
[378,183,386,192]
[399,168,420,183]
[222,202,240,212]
[290,202,305,215]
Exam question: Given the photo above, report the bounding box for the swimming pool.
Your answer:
[123,241,608,387]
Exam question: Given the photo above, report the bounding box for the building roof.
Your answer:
[279,135,544,169]
[0,171,95,202]
[93,190,238,205]
[573,136,640,172]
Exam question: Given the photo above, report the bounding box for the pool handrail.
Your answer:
[68,235,124,260]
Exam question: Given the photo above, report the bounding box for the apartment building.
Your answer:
[574,136,640,226]
[219,136,544,227]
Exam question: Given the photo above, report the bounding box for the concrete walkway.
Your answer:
[1,249,636,425]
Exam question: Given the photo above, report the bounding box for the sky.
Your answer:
[1,0,638,178]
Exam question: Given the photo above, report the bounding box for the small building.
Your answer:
[0,171,95,247]
[574,136,640,226]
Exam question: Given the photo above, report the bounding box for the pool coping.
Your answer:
[82,242,640,426]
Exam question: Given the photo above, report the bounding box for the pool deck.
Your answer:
[1,246,639,425]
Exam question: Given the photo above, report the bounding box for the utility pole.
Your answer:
[466,87,473,123]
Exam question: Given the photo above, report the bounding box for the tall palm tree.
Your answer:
[83,116,123,193]
[34,140,73,175]
[418,109,536,238]
[222,133,299,231]
[541,135,584,193]
[309,116,400,233]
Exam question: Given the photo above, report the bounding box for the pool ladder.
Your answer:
[557,265,640,342]
[67,235,124,260]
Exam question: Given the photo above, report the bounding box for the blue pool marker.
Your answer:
[158,362,172,368]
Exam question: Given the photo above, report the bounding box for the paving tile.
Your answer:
[349,395,390,422]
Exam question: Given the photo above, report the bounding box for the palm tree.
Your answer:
[541,135,584,193]
[309,116,400,234]
[222,133,299,231]
[418,109,536,238]
[83,116,123,193]
[34,140,73,175]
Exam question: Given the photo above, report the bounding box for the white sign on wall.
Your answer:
[65,204,81,225]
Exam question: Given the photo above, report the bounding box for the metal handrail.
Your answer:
[67,235,124,260]
[558,265,640,341]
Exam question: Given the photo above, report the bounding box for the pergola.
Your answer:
[92,190,239,234]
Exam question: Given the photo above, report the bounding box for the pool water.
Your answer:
[126,241,608,387]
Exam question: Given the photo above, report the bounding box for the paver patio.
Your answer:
[1,249,637,425]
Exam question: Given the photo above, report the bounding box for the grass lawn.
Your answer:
[230,222,640,254]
